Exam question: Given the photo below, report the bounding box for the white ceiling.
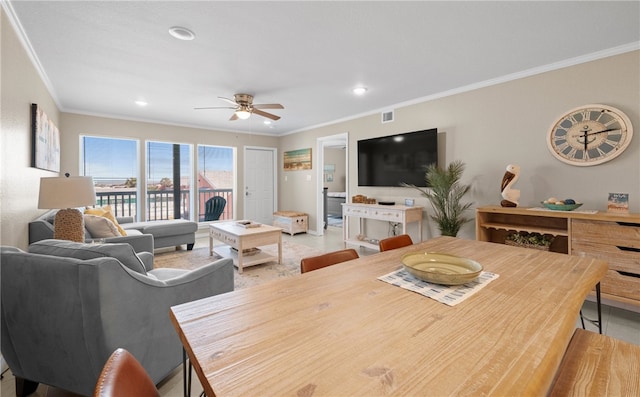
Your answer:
[5,1,640,136]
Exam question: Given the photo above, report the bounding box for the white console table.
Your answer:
[342,203,424,251]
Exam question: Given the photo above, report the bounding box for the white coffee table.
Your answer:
[209,221,282,273]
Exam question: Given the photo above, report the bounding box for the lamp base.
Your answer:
[53,208,85,242]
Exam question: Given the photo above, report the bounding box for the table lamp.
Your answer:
[38,173,96,242]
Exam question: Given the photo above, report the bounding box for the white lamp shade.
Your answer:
[38,176,97,209]
[235,109,251,120]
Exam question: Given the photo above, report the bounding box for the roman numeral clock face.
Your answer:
[547,104,633,166]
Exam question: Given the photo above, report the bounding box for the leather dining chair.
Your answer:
[93,348,160,397]
[300,248,359,273]
[379,234,414,252]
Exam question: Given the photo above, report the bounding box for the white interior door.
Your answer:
[244,146,277,225]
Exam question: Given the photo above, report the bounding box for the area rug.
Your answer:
[153,241,324,289]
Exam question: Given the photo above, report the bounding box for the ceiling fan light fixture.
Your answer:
[235,109,251,120]
[168,26,195,41]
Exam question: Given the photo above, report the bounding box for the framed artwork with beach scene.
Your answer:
[31,103,60,172]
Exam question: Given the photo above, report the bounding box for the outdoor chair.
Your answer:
[205,196,226,221]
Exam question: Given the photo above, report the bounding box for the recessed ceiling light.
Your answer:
[352,86,368,96]
[135,100,148,107]
[169,26,195,41]
[263,120,272,125]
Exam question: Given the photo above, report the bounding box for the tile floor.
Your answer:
[2,226,637,397]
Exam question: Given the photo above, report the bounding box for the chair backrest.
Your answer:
[300,248,359,273]
[379,234,414,252]
[94,348,159,397]
[205,196,227,221]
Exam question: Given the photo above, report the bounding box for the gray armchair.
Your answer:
[1,240,234,396]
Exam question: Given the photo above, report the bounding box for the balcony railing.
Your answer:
[95,189,233,222]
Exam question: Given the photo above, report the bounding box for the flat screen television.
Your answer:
[358,128,438,187]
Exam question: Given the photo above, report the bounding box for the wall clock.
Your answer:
[547,104,633,166]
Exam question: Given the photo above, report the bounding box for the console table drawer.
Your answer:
[367,208,403,222]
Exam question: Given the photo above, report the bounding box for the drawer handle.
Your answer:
[616,270,640,279]
[617,246,640,253]
[616,221,640,227]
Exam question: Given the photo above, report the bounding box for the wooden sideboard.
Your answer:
[476,206,640,307]
[343,203,423,251]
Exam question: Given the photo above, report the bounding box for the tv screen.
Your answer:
[358,128,438,187]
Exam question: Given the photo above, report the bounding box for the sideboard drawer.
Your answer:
[572,219,640,248]
[571,219,640,303]
[598,270,640,303]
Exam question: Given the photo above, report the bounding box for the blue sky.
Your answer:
[81,136,232,181]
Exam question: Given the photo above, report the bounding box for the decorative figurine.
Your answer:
[500,164,521,207]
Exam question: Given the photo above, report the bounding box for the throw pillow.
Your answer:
[29,239,147,275]
[85,205,126,236]
[84,214,121,238]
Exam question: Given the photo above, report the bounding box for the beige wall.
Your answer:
[279,51,640,239]
[323,148,346,192]
[1,10,61,249]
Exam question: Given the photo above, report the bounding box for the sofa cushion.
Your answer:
[85,205,126,236]
[121,219,197,238]
[28,239,147,275]
[84,214,121,238]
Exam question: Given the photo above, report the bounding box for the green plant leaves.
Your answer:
[401,160,473,237]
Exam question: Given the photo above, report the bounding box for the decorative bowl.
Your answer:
[400,252,483,286]
[541,202,583,211]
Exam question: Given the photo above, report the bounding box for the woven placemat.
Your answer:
[378,269,499,306]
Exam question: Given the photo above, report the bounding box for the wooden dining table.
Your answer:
[170,236,608,397]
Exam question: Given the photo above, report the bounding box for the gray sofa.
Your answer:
[29,210,198,252]
[1,240,234,396]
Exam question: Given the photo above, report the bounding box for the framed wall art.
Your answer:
[31,103,60,172]
[283,148,312,171]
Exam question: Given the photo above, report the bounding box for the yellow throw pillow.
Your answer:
[84,205,126,236]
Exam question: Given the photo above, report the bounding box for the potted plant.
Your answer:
[402,160,473,237]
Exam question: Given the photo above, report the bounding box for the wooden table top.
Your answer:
[170,237,608,397]
[209,221,282,236]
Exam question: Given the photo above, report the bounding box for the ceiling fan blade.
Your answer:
[253,103,284,110]
[218,96,238,106]
[194,106,236,110]
[229,113,239,121]
[252,108,281,121]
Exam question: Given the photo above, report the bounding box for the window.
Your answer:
[146,141,192,221]
[80,136,139,218]
[197,145,234,221]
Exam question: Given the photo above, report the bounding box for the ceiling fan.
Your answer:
[194,93,284,121]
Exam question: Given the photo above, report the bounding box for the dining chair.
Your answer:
[300,248,359,273]
[379,234,414,252]
[93,348,160,397]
